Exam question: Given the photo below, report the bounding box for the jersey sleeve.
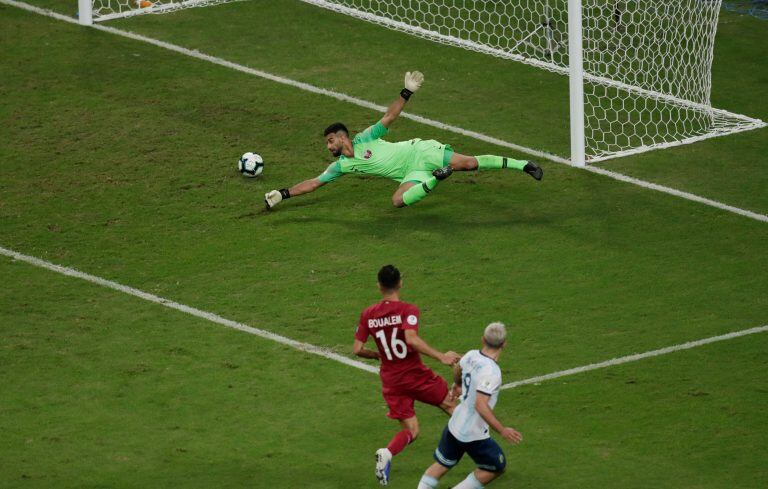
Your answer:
[401,305,420,331]
[354,311,369,342]
[353,120,389,144]
[317,161,344,183]
[475,366,502,396]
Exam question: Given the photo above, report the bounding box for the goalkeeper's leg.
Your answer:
[393,180,438,208]
[392,182,419,208]
[450,153,543,180]
[392,168,452,207]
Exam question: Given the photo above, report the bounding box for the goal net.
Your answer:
[299,0,765,164]
[79,0,239,23]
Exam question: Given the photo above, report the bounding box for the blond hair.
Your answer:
[483,322,507,348]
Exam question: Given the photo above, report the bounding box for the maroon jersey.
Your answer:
[355,300,426,386]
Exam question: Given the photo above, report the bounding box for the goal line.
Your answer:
[4,0,767,224]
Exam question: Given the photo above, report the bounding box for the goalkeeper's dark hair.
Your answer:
[378,265,401,290]
[324,122,349,137]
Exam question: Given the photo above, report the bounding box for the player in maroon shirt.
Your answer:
[353,265,461,486]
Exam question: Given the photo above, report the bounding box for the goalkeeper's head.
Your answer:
[377,264,402,294]
[324,122,349,157]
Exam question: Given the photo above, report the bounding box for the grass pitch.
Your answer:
[1,2,767,488]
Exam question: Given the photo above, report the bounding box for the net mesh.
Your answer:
[300,0,764,162]
[91,0,239,22]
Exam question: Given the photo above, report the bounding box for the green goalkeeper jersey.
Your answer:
[318,121,416,183]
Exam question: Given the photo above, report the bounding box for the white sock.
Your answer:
[452,472,484,489]
[417,474,439,489]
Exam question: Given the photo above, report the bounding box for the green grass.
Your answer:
[26,0,768,212]
[0,258,391,488]
[3,258,767,488]
[29,0,768,213]
[1,2,767,488]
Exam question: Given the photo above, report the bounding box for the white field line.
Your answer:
[3,1,768,383]
[0,246,379,374]
[501,324,768,390]
[3,0,767,224]
[584,166,768,223]
[3,245,767,391]
[2,0,566,167]
[587,120,768,164]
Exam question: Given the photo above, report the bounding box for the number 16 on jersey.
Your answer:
[375,328,408,360]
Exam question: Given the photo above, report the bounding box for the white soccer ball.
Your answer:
[238,152,264,177]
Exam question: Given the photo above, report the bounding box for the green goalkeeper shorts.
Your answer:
[401,139,454,184]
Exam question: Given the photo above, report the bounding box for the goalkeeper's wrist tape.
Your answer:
[279,188,291,199]
[400,88,413,101]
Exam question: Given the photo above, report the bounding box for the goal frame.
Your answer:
[77,0,766,165]
[296,0,765,166]
[568,0,586,166]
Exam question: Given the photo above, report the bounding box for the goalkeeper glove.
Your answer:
[401,71,424,101]
[265,188,290,210]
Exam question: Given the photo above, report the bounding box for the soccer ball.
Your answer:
[238,152,264,177]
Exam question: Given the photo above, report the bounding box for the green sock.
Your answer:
[476,155,526,171]
[402,177,438,206]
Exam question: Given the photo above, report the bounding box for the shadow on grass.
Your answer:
[264,204,558,231]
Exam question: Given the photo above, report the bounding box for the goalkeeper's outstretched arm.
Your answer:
[264,71,423,210]
[264,178,325,209]
[380,71,424,128]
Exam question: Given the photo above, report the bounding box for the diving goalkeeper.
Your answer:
[264,71,543,210]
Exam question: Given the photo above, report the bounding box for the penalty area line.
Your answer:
[0,246,379,375]
[2,245,766,390]
[3,0,766,224]
[501,324,768,390]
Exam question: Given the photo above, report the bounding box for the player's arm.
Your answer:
[450,362,463,400]
[475,393,523,445]
[404,329,460,366]
[264,161,344,209]
[352,339,380,360]
[453,362,462,385]
[379,71,424,128]
[264,178,325,209]
[288,178,326,196]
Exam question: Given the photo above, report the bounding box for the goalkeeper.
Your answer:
[264,71,543,210]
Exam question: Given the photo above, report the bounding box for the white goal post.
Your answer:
[77,0,765,165]
[295,0,765,166]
